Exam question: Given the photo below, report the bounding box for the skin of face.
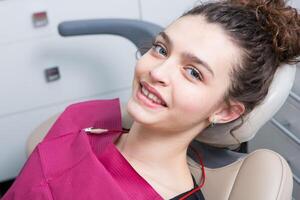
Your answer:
[126,15,245,137]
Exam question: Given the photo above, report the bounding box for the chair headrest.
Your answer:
[122,64,296,148]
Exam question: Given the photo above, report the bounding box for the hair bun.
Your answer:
[229,0,300,64]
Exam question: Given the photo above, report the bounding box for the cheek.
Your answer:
[174,86,203,111]
[173,85,215,118]
[134,63,145,78]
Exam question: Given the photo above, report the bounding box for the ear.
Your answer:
[210,100,245,124]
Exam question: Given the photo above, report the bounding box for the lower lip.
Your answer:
[136,85,166,109]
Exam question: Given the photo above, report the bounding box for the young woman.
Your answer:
[3,0,300,199]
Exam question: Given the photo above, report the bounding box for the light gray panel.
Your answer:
[0,35,136,116]
[274,97,300,139]
[293,180,300,200]
[292,66,300,95]
[0,0,54,45]
[47,0,139,25]
[0,0,139,44]
[140,0,200,27]
[290,0,300,9]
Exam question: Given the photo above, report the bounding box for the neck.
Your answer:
[115,121,206,178]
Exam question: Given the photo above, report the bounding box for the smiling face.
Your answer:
[127,15,244,134]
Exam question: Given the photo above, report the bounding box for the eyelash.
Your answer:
[151,41,204,81]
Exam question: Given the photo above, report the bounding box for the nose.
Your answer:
[149,63,171,86]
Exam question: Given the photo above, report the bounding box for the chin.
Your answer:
[127,97,149,124]
[126,96,160,126]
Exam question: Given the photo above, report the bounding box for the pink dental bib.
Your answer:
[2,98,163,200]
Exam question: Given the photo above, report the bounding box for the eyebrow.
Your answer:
[156,31,215,78]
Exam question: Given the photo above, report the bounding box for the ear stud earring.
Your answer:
[210,116,218,128]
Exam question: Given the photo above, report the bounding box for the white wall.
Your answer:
[140,0,201,27]
[290,0,300,9]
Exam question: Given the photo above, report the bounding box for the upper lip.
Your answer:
[140,81,168,107]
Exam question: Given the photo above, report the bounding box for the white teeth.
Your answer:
[142,86,149,96]
[141,86,164,105]
[148,93,155,100]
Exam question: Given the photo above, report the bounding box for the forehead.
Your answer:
[163,15,242,83]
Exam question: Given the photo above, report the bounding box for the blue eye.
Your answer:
[152,43,167,56]
[151,42,203,81]
[185,67,203,81]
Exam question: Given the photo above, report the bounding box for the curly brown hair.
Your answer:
[181,0,300,138]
